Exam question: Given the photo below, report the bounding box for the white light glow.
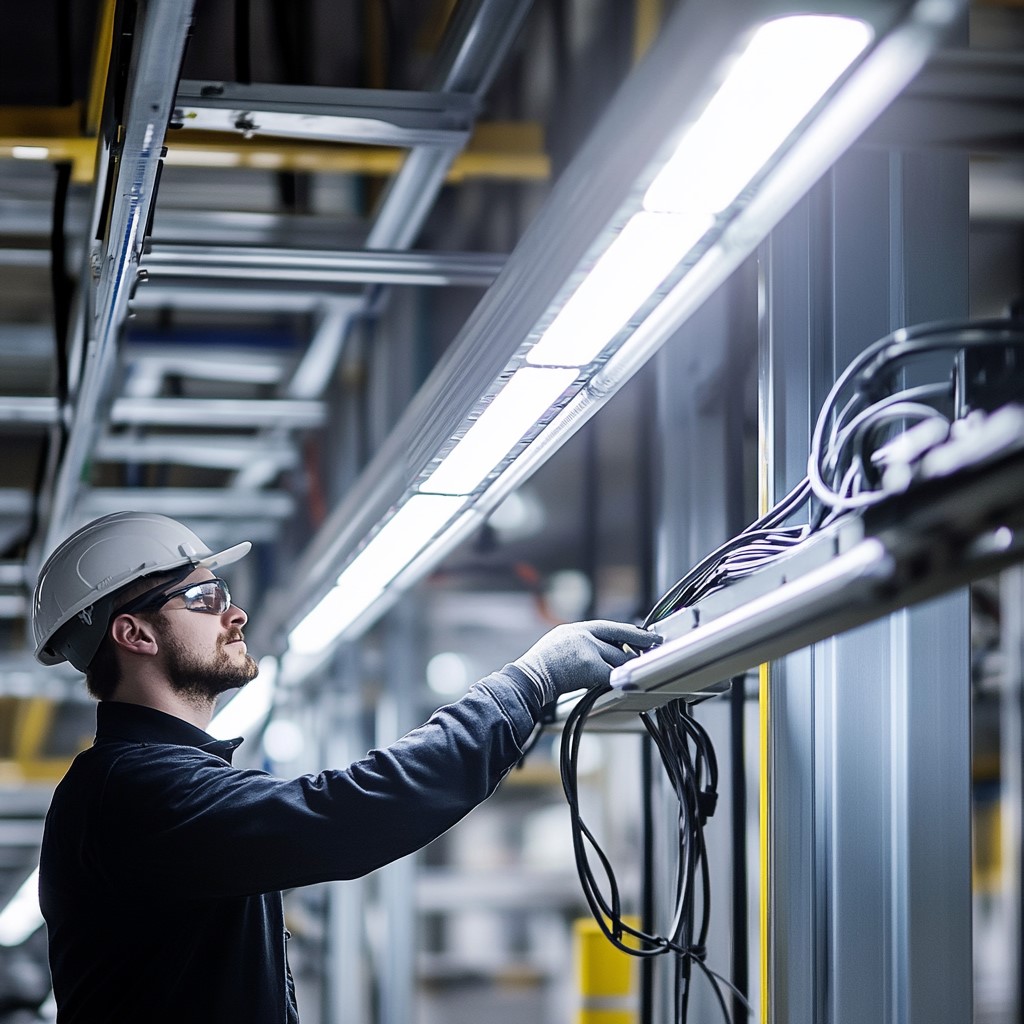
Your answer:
[289,494,466,654]
[643,15,872,215]
[207,655,278,739]
[526,211,710,368]
[419,368,578,495]
[525,15,871,372]
[426,651,472,695]
[0,869,42,946]
[262,719,305,763]
[11,146,49,161]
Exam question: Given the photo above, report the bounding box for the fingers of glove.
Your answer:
[579,619,663,651]
[514,621,663,701]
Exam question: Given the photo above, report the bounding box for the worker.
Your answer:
[31,510,659,1023]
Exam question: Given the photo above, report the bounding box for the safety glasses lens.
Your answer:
[180,580,230,614]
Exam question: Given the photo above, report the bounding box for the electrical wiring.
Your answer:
[643,318,1024,626]
[560,316,1024,1023]
[561,682,753,1024]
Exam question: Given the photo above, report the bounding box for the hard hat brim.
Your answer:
[198,541,252,570]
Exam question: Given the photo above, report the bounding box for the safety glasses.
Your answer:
[114,577,233,617]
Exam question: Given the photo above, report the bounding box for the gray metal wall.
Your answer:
[761,147,972,1024]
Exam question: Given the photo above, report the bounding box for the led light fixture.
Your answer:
[526,212,712,368]
[528,15,871,370]
[273,0,963,665]
[419,367,578,494]
[289,493,466,654]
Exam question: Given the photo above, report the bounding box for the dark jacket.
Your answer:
[39,669,540,1023]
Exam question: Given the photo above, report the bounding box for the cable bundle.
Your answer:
[561,317,1023,1022]
[646,318,1024,626]
[561,683,751,1024]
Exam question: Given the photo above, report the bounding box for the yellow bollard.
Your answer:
[573,916,639,1024]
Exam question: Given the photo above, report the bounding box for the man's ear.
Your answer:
[109,614,159,657]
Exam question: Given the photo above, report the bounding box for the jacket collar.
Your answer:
[95,700,243,764]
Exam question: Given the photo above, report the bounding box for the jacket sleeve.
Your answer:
[98,670,542,898]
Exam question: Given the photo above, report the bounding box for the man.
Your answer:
[31,511,658,1023]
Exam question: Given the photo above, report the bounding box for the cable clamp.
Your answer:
[698,788,718,821]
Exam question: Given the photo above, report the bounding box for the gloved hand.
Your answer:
[512,620,662,706]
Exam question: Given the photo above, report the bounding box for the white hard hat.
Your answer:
[32,511,251,672]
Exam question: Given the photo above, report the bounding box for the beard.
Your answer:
[162,627,259,704]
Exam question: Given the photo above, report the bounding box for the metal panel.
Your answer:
[761,145,971,1024]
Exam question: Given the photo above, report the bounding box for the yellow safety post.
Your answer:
[573,916,639,1024]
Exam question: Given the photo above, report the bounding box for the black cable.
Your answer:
[640,733,656,1024]
[561,684,743,1023]
[565,317,1024,1022]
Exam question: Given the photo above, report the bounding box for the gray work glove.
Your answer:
[512,620,662,706]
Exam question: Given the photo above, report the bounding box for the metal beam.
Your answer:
[110,397,324,429]
[862,49,1024,150]
[95,434,299,471]
[0,397,325,430]
[141,245,506,287]
[366,0,535,249]
[41,0,197,557]
[174,82,477,147]
[0,398,59,426]
[80,489,295,519]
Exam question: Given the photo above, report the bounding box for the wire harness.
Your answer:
[645,317,1024,626]
[560,316,1024,1023]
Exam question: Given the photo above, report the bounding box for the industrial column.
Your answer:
[760,145,972,1023]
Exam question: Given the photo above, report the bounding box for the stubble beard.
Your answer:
[163,628,259,705]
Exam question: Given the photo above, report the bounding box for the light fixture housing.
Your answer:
[264,0,966,668]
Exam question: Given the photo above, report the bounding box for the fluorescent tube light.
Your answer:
[643,15,872,214]
[526,15,871,371]
[289,493,466,654]
[0,868,42,946]
[526,212,710,368]
[419,367,579,494]
[208,655,278,739]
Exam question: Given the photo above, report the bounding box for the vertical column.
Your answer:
[323,653,370,1024]
[374,600,423,1024]
[761,146,971,1024]
[653,264,758,1021]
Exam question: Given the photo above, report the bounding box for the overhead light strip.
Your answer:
[289,494,466,655]
[278,2,961,662]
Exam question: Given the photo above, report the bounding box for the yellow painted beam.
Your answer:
[0,119,549,184]
[633,0,663,64]
[0,759,72,784]
[13,698,55,763]
[0,136,97,183]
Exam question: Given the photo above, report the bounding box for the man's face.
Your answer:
[153,568,259,702]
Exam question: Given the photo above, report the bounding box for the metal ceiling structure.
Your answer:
[0,0,1022,1017]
